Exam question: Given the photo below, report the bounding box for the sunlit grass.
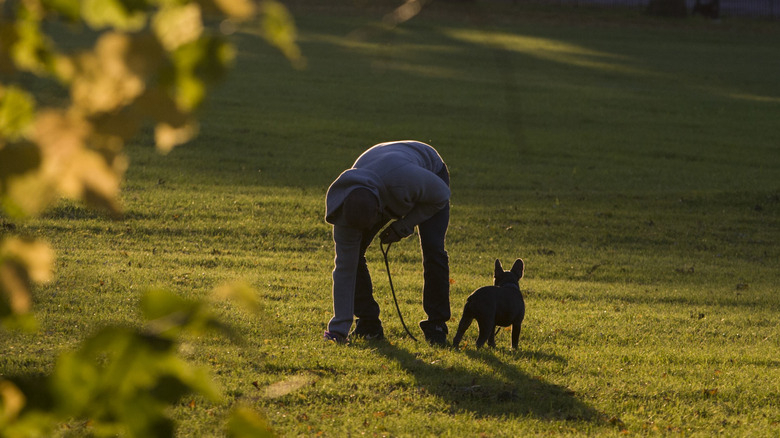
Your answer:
[2,1,779,436]
[441,28,648,74]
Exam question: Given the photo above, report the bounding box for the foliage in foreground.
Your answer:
[2,288,272,437]
[1,0,301,436]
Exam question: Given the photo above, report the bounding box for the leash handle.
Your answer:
[380,241,418,342]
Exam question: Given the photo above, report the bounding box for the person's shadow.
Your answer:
[363,341,602,421]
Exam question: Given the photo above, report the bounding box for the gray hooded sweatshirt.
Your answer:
[324,141,450,335]
[325,140,449,234]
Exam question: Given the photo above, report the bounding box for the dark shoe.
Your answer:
[419,321,448,347]
[351,319,385,341]
[323,330,348,344]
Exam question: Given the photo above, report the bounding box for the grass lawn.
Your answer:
[2,0,779,436]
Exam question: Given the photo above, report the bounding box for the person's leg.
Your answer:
[327,226,362,338]
[352,219,387,337]
[417,166,451,344]
[418,206,450,325]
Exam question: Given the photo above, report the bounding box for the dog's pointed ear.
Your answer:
[494,259,503,277]
[510,259,524,279]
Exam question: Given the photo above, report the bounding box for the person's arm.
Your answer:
[388,169,450,238]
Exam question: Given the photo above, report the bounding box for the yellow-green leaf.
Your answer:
[1,262,33,316]
[0,141,42,191]
[226,405,275,438]
[259,0,304,68]
[9,13,55,74]
[152,3,204,51]
[42,0,82,22]
[212,281,261,314]
[81,0,148,31]
[70,32,147,114]
[0,379,26,425]
[155,119,198,153]
[140,288,240,342]
[212,0,257,20]
[0,237,55,285]
[31,109,126,216]
[0,237,53,330]
[169,36,234,110]
[0,168,54,218]
[0,85,36,140]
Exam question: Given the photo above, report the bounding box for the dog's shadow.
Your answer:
[364,340,602,421]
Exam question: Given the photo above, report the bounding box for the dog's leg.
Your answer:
[475,316,495,349]
[511,319,523,349]
[452,306,474,349]
[487,327,497,348]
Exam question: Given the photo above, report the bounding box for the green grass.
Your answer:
[3,0,780,435]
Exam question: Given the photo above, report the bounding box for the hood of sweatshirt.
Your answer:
[325,168,385,226]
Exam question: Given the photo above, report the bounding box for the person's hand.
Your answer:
[379,223,403,244]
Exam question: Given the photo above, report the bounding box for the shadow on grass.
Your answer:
[366,341,604,422]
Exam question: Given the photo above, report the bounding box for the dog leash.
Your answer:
[380,242,418,342]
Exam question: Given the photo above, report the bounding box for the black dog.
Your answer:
[452,259,525,349]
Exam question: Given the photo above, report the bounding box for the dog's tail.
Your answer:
[452,305,475,349]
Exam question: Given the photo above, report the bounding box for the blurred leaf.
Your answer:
[30,109,127,216]
[170,71,205,113]
[0,237,54,285]
[141,289,201,330]
[134,86,195,152]
[152,3,204,51]
[70,32,149,114]
[41,0,82,22]
[0,379,56,435]
[168,35,235,111]
[0,163,56,218]
[9,6,57,75]
[117,32,166,79]
[0,311,39,332]
[0,237,51,331]
[141,289,239,342]
[81,0,149,31]
[30,108,88,182]
[259,0,304,69]
[0,410,56,437]
[0,139,45,219]
[135,86,189,124]
[90,111,142,150]
[0,85,35,140]
[156,354,222,403]
[123,404,174,438]
[0,261,32,317]
[0,141,41,190]
[226,405,275,438]
[155,119,199,153]
[213,281,261,314]
[0,0,291,433]
[50,53,76,83]
[70,149,127,215]
[0,380,26,426]
[52,325,222,436]
[0,25,17,75]
[208,0,257,20]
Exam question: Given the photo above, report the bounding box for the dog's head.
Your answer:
[493,258,524,288]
